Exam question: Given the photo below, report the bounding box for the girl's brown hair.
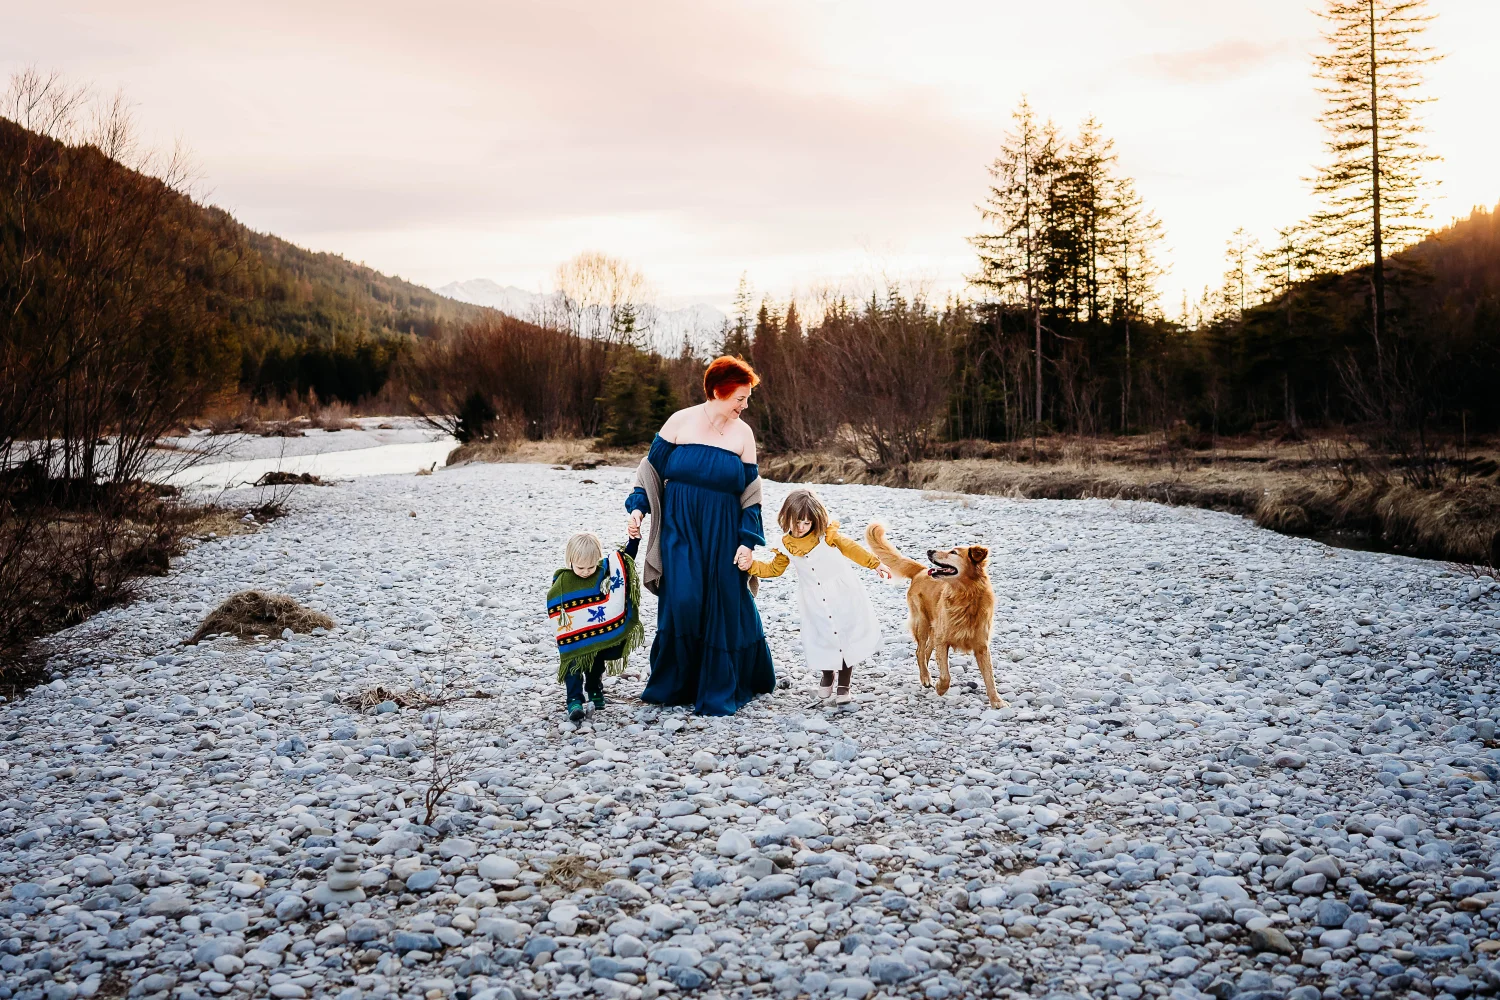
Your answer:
[777,488,829,539]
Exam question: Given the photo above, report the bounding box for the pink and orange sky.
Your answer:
[7,0,1497,314]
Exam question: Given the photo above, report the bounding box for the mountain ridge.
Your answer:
[436,278,728,353]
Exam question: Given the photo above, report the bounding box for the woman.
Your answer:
[625,356,775,715]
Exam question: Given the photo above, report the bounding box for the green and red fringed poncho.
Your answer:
[546,548,644,682]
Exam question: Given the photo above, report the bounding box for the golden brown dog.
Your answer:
[866,523,1005,709]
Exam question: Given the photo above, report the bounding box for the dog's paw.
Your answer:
[989,698,1008,709]
[935,678,950,696]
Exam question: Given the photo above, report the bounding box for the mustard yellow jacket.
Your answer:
[748,521,881,578]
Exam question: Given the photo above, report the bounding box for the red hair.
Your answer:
[703,355,760,400]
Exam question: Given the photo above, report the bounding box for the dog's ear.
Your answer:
[968,546,989,563]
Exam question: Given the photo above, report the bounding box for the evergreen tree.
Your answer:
[1311,0,1441,362]
[599,350,661,446]
[971,97,1060,446]
[1058,117,1119,323]
[1108,177,1166,429]
[782,300,802,342]
[749,299,782,445]
[611,301,641,349]
[719,272,755,358]
[1218,228,1260,321]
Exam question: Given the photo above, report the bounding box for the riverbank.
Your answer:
[445,434,1500,571]
[4,458,1498,1000]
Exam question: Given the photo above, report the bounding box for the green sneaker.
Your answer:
[589,692,606,712]
[567,700,586,723]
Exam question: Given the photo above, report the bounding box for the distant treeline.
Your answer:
[954,204,1500,443]
[395,201,1500,470]
[5,80,1497,477]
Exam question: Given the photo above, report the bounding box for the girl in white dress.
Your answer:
[748,489,890,706]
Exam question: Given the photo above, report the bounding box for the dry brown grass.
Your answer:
[344,685,439,711]
[2,488,219,674]
[190,590,334,643]
[1261,480,1500,567]
[342,684,494,712]
[254,471,324,487]
[763,435,1500,568]
[542,854,610,890]
[446,437,646,470]
[443,430,1500,567]
[182,507,258,539]
[199,392,361,437]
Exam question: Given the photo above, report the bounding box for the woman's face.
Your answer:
[716,384,752,419]
[793,518,813,537]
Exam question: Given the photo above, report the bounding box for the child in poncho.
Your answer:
[547,532,644,723]
[747,489,890,707]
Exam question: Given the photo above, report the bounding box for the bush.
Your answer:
[454,391,498,443]
[600,350,678,447]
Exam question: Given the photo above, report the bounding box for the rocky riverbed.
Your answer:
[2,461,1499,1000]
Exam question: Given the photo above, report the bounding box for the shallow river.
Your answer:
[165,439,457,490]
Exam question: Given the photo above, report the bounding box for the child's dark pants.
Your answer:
[565,652,606,703]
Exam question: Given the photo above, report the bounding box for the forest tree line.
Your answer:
[5,0,1494,476]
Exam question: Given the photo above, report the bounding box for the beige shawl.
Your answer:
[631,453,763,597]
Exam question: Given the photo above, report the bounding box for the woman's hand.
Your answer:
[876,563,895,580]
[627,510,644,539]
[734,545,753,571]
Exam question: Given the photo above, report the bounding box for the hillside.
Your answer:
[1220,202,1500,434]
[1400,203,1500,336]
[0,115,485,404]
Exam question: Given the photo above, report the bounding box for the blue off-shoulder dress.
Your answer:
[626,436,776,715]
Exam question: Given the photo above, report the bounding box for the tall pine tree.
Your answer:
[1108,177,1165,429]
[972,97,1060,446]
[1311,0,1441,364]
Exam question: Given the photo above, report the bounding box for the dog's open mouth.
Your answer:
[926,556,959,577]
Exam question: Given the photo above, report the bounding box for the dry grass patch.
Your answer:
[343,685,439,711]
[190,590,334,643]
[342,684,494,712]
[3,488,217,675]
[447,437,645,469]
[254,471,324,487]
[183,507,258,539]
[765,439,1500,566]
[542,854,610,890]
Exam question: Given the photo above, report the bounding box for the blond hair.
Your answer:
[565,532,604,569]
[777,488,829,539]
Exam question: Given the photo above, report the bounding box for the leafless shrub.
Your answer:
[1,70,240,500]
[813,290,955,466]
[0,487,209,668]
[398,314,596,442]
[418,729,482,827]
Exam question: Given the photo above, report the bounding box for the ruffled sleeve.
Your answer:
[739,461,765,548]
[625,435,677,515]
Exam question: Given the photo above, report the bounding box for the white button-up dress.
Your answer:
[787,535,882,672]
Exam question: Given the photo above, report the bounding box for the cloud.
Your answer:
[1141,40,1295,84]
[9,0,1495,312]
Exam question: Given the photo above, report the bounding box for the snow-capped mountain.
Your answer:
[435,278,727,354]
[435,279,548,319]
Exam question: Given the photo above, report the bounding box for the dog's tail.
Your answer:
[865,523,925,580]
